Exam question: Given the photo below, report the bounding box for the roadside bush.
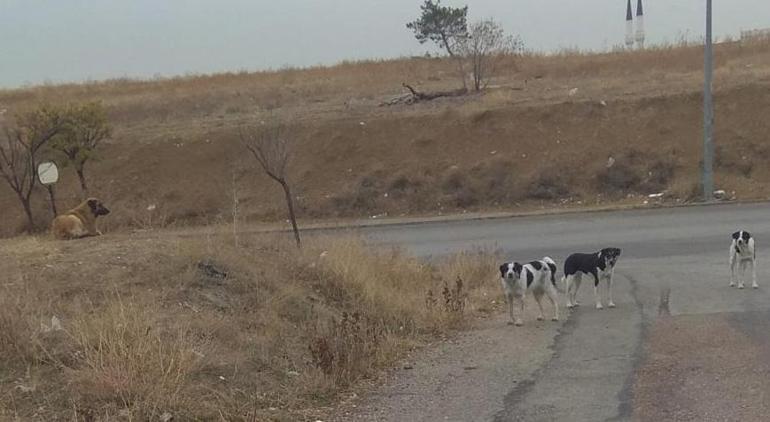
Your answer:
[527,171,572,200]
[597,150,677,196]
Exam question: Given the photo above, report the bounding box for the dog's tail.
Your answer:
[542,257,558,288]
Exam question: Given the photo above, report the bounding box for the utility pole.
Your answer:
[703,0,714,201]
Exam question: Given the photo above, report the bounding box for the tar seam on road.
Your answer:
[491,272,648,422]
[491,308,580,422]
[607,272,647,422]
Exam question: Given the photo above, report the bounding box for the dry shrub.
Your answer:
[642,159,677,192]
[67,299,203,419]
[440,159,519,209]
[597,150,677,196]
[0,287,40,367]
[715,145,753,177]
[527,171,572,200]
[435,248,500,315]
[0,233,499,420]
[598,160,642,194]
[469,159,518,204]
[330,175,384,216]
[297,236,500,393]
[308,311,387,387]
[309,237,434,329]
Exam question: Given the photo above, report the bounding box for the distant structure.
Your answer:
[635,0,646,49]
[625,0,634,49]
[741,28,770,41]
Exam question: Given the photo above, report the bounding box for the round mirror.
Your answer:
[38,161,59,185]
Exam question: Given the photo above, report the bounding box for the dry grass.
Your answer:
[0,232,498,420]
[2,38,770,237]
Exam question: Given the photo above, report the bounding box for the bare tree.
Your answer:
[0,106,65,231]
[239,122,301,247]
[457,19,523,92]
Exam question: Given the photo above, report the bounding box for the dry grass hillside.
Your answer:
[2,39,770,236]
[0,232,500,420]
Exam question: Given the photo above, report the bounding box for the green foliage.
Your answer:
[49,102,111,193]
[0,104,67,230]
[50,102,111,168]
[12,105,67,152]
[406,0,468,57]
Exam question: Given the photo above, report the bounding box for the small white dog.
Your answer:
[730,230,757,289]
[499,257,560,326]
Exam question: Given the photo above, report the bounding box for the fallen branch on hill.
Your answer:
[380,83,467,106]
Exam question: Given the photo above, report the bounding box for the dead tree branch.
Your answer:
[380,83,467,106]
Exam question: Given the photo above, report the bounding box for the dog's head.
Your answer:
[499,262,522,279]
[600,247,622,267]
[542,256,557,274]
[732,231,751,246]
[86,198,110,217]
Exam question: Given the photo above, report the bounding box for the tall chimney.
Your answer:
[625,0,634,49]
[635,0,646,49]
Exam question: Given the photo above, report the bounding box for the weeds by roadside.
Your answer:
[0,233,498,420]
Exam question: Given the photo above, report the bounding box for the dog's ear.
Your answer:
[732,231,741,240]
[87,199,98,214]
[499,264,508,278]
[743,231,751,242]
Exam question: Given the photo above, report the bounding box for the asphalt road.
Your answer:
[335,202,770,422]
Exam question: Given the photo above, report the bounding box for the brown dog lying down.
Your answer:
[51,198,110,240]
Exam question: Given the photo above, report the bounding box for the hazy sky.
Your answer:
[1,1,767,88]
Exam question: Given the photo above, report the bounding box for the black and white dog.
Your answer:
[563,248,622,310]
[499,257,559,326]
[730,230,757,289]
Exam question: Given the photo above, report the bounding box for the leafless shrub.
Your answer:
[239,120,301,246]
[457,19,523,91]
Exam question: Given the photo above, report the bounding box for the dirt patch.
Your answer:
[633,313,770,421]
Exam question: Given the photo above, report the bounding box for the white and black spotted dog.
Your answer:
[563,248,622,310]
[499,257,560,326]
[730,230,758,289]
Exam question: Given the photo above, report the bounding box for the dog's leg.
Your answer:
[565,275,575,308]
[506,292,515,325]
[607,269,616,308]
[513,292,524,326]
[573,273,583,307]
[534,290,545,321]
[738,260,746,289]
[546,284,560,321]
[729,247,737,287]
[752,258,759,289]
[593,272,603,310]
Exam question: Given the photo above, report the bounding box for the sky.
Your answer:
[0,0,768,88]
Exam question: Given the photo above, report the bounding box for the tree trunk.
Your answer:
[20,197,34,233]
[76,166,88,196]
[46,185,58,217]
[453,55,468,91]
[280,181,301,247]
